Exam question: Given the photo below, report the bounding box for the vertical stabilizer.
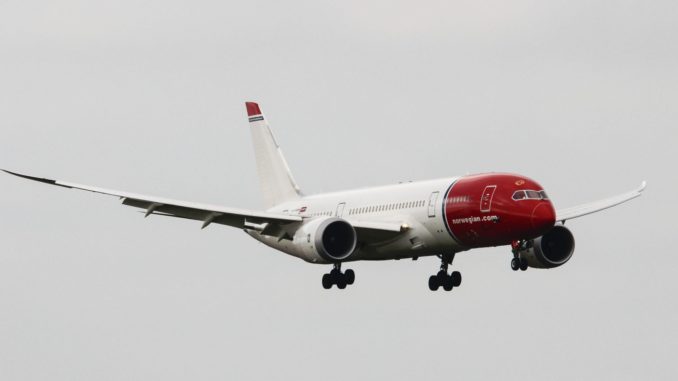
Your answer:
[246,102,302,207]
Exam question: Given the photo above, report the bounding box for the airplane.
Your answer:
[2,102,646,291]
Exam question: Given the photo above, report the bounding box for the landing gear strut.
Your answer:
[510,241,529,271]
[322,263,355,290]
[428,253,462,292]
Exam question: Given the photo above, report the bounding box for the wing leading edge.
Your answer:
[2,169,302,233]
[2,169,409,242]
[555,181,646,223]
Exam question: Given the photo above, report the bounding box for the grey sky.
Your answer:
[0,1,676,379]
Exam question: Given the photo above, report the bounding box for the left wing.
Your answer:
[556,181,646,223]
[2,169,302,235]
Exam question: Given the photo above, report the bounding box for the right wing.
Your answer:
[555,181,646,223]
[2,169,302,236]
[3,169,415,242]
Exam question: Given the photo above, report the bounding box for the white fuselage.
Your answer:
[248,177,464,263]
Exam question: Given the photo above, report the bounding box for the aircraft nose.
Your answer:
[531,202,556,232]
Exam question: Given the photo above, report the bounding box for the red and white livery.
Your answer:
[3,102,646,291]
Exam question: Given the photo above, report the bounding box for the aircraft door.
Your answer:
[335,202,346,217]
[428,192,439,217]
[480,185,497,213]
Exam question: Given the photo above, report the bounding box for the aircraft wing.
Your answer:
[2,169,302,233]
[555,181,646,222]
[349,219,409,243]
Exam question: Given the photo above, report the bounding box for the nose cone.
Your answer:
[531,202,556,232]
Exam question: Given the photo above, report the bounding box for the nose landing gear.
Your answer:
[428,253,462,291]
[321,263,355,289]
[511,240,529,271]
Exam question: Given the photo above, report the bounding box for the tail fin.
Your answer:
[246,102,302,207]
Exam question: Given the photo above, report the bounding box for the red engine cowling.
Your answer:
[518,225,575,269]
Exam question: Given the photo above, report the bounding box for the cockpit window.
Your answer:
[512,190,526,200]
[525,190,541,199]
[513,190,548,201]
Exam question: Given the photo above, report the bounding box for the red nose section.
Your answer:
[531,202,556,232]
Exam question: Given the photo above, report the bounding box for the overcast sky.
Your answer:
[0,1,676,380]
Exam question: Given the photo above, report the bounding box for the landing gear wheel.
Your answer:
[429,254,461,292]
[442,275,453,291]
[336,275,347,289]
[428,275,439,291]
[345,269,355,285]
[511,258,520,271]
[322,274,332,289]
[451,271,462,287]
[321,264,354,290]
[519,258,528,271]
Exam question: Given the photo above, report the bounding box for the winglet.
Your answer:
[639,181,647,193]
[246,102,262,117]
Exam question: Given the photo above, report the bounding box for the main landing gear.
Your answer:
[322,263,355,290]
[428,253,462,292]
[510,240,529,271]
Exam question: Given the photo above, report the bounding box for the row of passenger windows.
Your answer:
[309,211,333,217]
[512,190,549,201]
[446,196,470,204]
[348,200,426,215]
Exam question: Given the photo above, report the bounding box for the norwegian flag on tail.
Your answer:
[246,102,264,122]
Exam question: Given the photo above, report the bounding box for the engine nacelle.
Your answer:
[518,225,575,269]
[292,217,358,262]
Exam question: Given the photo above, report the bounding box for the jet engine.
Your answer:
[518,225,575,269]
[293,217,358,262]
